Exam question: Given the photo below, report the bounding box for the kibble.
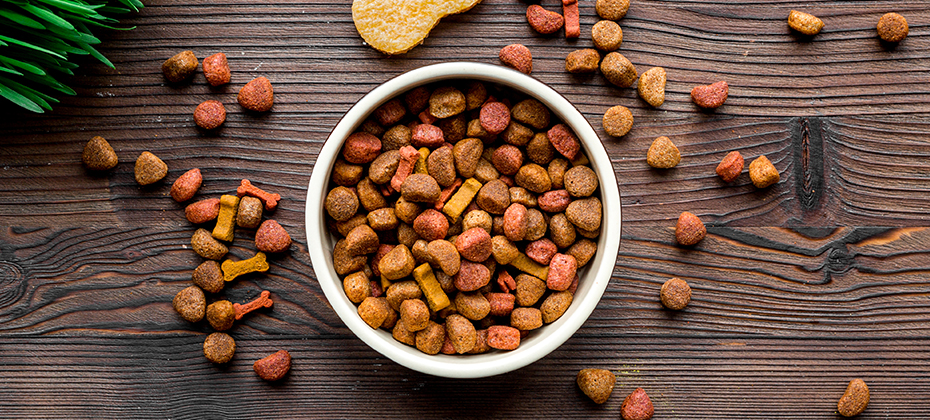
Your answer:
[788,10,824,36]
[592,20,623,51]
[749,155,780,188]
[595,0,629,20]
[238,76,274,112]
[162,50,198,83]
[134,151,167,186]
[202,52,230,86]
[877,13,908,43]
[194,100,226,129]
[600,52,637,88]
[81,136,118,171]
[646,136,681,169]
[603,105,633,137]
[637,67,667,107]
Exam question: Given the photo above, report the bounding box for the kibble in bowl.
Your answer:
[306,63,621,378]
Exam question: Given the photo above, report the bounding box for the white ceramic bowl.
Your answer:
[305,62,621,378]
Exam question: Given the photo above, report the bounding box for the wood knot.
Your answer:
[0,261,25,309]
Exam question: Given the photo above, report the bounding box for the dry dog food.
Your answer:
[716,151,744,182]
[499,44,533,74]
[238,76,274,112]
[660,277,691,310]
[592,20,622,51]
[577,368,616,404]
[749,155,779,188]
[171,168,202,202]
[82,136,118,171]
[595,0,629,20]
[192,260,224,294]
[646,136,680,169]
[255,220,292,253]
[162,50,198,83]
[212,195,239,242]
[837,378,869,417]
[206,300,236,331]
[351,0,482,55]
[563,0,580,38]
[600,52,637,88]
[202,53,230,86]
[788,10,823,36]
[253,350,291,381]
[222,252,269,283]
[134,151,167,186]
[565,49,600,73]
[203,332,235,363]
[325,81,604,355]
[877,13,907,43]
[526,4,564,34]
[691,81,728,109]
[238,179,281,211]
[173,285,205,322]
[637,67,666,107]
[602,105,633,137]
[192,228,228,259]
[675,211,705,246]
[621,388,654,420]
[236,196,263,228]
[186,198,220,224]
[194,100,226,130]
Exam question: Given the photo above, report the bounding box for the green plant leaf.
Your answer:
[19,3,75,31]
[32,0,100,18]
[0,7,46,29]
[0,65,25,76]
[0,82,43,113]
[0,55,47,75]
[76,41,112,68]
[0,35,67,59]
[21,72,75,95]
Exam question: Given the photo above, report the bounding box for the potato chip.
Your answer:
[352,0,482,55]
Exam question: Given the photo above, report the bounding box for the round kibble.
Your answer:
[462,210,493,234]
[400,299,430,332]
[592,20,623,51]
[325,186,359,222]
[603,105,633,137]
[255,220,292,253]
[566,197,602,232]
[527,133,556,165]
[675,211,706,246]
[456,292,492,320]
[877,13,908,42]
[492,145,524,176]
[564,166,599,197]
[368,207,399,231]
[413,209,449,241]
[203,332,235,364]
[332,159,365,186]
[600,52,637,88]
[455,227,493,262]
[476,179,511,214]
[173,285,205,322]
[382,125,412,151]
[596,0,629,20]
[343,271,371,304]
[236,196,263,229]
[206,300,235,331]
[192,260,224,294]
[480,102,511,135]
[660,277,691,310]
[194,100,226,129]
[342,132,382,164]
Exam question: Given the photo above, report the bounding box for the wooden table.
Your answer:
[2,0,929,418]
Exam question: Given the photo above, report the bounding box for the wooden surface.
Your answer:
[2,0,930,418]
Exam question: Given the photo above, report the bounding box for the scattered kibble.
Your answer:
[577,368,616,404]
[749,155,779,188]
[499,44,533,74]
[253,350,291,381]
[81,136,118,171]
[675,211,706,246]
[637,67,667,107]
[202,52,230,86]
[877,12,908,43]
[788,10,823,36]
[203,332,235,364]
[162,50,198,83]
[646,136,680,169]
[194,100,226,130]
[134,151,167,186]
[238,76,274,112]
[660,277,691,310]
[602,105,633,137]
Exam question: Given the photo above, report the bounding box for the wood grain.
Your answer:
[1,0,930,417]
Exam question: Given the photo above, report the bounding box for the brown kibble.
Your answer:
[567,239,597,267]
[238,76,274,112]
[81,136,118,171]
[499,44,533,74]
[427,239,461,276]
[566,197,602,232]
[382,125,412,151]
[600,52,637,88]
[368,207,399,231]
[541,290,573,323]
[603,105,633,137]
[476,179,511,215]
[236,196,263,228]
[492,145,524,176]
[429,86,466,119]
[501,121,533,147]
[325,186,359,222]
[675,211,706,246]
[592,20,623,51]
[162,50,198,83]
[343,271,372,303]
[369,151,402,185]
[788,10,824,36]
[511,99,550,130]
[203,332,235,364]
[415,321,445,355]
[660,277,691,310]
[691,81,728,109]
[621,388,654,420]
[452,137,483,178]
[255,220,292,253]
[577,369,616,404]
[426,146,456,187]
[646,136,681,169]
[564,166,598,197]
[170,168,202,202]
[386,280,423,310]
[749,155,780,188]
[253,350,291,381]
[445,314,477,354]
[186,198,220,224]
[515,273,546,306]
[392,319,417,345]
[596,0,629,20]
[405,86,431,114]
[716,151,744,182]
[526,4,563,34]
[206,300,235,331]
[134,151,167,186]
[877,13,908,43]
[401,173,441,203]
[358,296,393,329]
[173,285,205,322]
[332,159,365,186]
[379,244,416,280]
[549,213,577,249]
[194,100,226,130]
[345,224,379,256]
[527,133,557,165]
[192,260,224,294]
[400,299,431,332]
[637,67,667,107]
[566,49,601,73]
[374,98,407,126]
[526,238,558,265]
[192,228,228,260]
[202,53,230,86]
[837,378,870,417]
[515,163,552,194]
[510,307,543,330]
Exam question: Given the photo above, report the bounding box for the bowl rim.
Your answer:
[305,62,621,378]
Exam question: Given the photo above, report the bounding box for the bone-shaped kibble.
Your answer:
[212,194,239,242]
[221,251,269,283]
[233,290,273,320]
[237,179,281,211]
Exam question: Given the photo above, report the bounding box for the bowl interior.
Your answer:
[305,62,621,378]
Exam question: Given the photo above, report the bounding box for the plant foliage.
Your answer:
[0,0,142,113]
